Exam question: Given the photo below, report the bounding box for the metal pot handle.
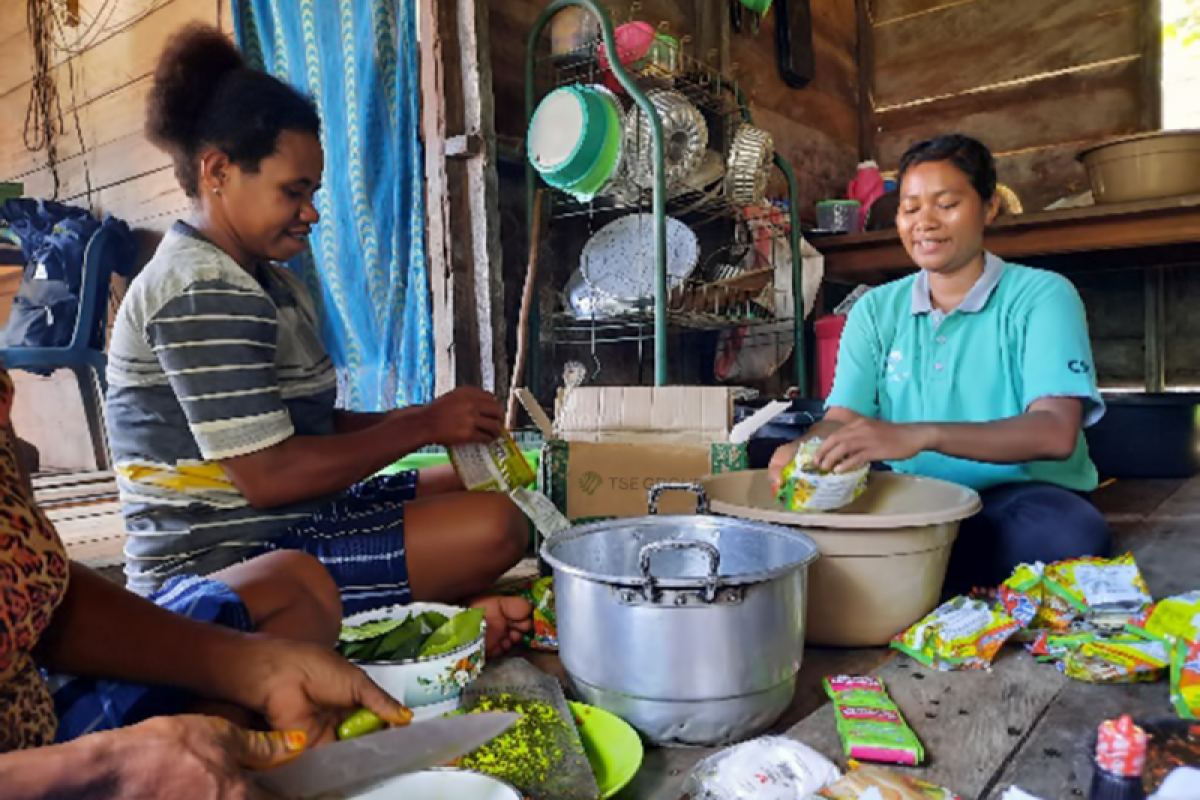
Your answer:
[647,482,710,515]
[638,540,721,603]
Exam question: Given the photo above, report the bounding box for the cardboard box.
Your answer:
[525,387,748,522]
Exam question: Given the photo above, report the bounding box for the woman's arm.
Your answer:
[36,563,408,743]
[813,398,1082,472]
[220,387,502,509]
[0,715,308,800]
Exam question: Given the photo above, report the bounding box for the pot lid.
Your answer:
[541,513,818,589]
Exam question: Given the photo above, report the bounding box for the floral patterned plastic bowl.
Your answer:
[342,602,486,722]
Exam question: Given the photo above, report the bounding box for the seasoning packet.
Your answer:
[996,562,1045,629]
[825,676,924,766]
[891,596,1022,671]
[450,430,571,540]
[1171,638,1200,719]
[817,763,959,800]
[776,438,869,512]
[1127,591,1200,645]
[1060,637,1171,683]
[499,575,559,651]
[683,736,841,799]
[1028,630,1102,663]
[1042,553,1152,625]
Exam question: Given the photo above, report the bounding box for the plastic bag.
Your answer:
[682,736,840,799]
[776,438,868,512]
[1061,637,1170,683]
[1042,554,1151,625]
[892,596,1021,671]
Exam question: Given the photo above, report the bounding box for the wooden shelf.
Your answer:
[815,193,1200,284]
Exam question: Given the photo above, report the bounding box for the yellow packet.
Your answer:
[891,596,1021,671]
[1127,591,1200,644]
[776,439,869,512]
[1062,637,1170,683]
[449,431,536,493]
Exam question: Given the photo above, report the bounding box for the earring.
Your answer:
[213,186,222,196]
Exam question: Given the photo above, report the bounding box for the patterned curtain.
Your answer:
[232,0,432,411]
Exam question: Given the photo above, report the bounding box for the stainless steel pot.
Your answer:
[540,483,819,747]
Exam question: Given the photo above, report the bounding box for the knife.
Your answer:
[253,712,520,799]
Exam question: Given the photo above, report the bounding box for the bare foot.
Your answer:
[469,595,533,658]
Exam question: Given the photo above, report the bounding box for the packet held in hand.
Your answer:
[817,764,959,800]
[825,676,924,766]
[1128,591,1200,644]
[450,430,571,540]
[776,438,869,512]
[1171,638,1200,719]
[892,596,1022,671]
[683,736,841,800]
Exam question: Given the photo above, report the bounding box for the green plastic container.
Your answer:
[530,86,610,188]
[564,92,622,200]
[569,702,643,798]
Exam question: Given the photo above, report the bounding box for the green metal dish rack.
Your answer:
[524,0,807,393]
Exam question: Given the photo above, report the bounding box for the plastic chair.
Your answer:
[0,224,129,470]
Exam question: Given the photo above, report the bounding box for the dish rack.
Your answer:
[524,0,807,390]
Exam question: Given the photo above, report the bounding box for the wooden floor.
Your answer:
[40,472,1200,798]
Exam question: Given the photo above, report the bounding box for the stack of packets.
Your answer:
[825,676,924,767]
[776,438,869,512]
[817,764,959,800]
[892,554,1200,705]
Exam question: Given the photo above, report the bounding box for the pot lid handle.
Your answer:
[639,540,721,603]
[647,482,710,515]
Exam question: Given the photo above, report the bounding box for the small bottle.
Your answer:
[1089,715,1147,800]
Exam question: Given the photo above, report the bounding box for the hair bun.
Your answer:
[146,23,245,155]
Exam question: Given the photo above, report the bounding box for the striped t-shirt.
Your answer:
[106,222,337,595]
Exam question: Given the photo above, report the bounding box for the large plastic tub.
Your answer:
[699,470,981,647]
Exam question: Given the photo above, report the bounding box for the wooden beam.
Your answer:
[419,0,481,394]
[855,0,876,162]
[456,0,507,397]
[1140,0,1162,130]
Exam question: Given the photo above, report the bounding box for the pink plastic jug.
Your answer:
[847,161,885,231]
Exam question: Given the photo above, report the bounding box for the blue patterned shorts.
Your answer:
[267,471,419,616]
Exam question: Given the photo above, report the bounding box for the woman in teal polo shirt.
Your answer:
[771,134,1111,594]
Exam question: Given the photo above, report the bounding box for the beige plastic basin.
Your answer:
[699,470,982,647]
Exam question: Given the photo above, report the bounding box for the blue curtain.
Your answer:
[232,0,432,410]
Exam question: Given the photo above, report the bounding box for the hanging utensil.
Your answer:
[775,0,814,89]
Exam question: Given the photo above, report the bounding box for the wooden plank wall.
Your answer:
[490,0,861,214]
[0,0,233,233]
[868,0,1151,211]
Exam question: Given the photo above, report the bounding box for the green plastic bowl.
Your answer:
[564,93,622,200]
[530,86,610,188]
[569,701,643,798]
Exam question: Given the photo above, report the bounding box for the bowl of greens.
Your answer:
[339,603,487,721]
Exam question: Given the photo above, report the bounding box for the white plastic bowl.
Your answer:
[342,603,486,721]
[347,768,522,800]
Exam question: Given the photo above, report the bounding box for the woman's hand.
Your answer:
[420,387,504,447]
[814,418,935,473]
[213,637,413,746]
[767,440,800,493]
[93,715,305,799]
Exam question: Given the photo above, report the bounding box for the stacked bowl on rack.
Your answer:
[528,85,627,202]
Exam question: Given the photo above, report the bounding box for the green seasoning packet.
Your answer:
[825,675,923,766]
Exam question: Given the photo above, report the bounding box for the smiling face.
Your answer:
[200,129,324,265]
[896,160,999,276]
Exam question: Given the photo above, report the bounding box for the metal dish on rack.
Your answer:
[563,268,643,320]
[726,124,775,207]
[623,89,708,190]
[579,213,700,304]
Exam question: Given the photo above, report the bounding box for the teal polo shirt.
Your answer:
[826,253,1104,492]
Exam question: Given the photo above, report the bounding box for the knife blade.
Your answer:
[253,712,520,799]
